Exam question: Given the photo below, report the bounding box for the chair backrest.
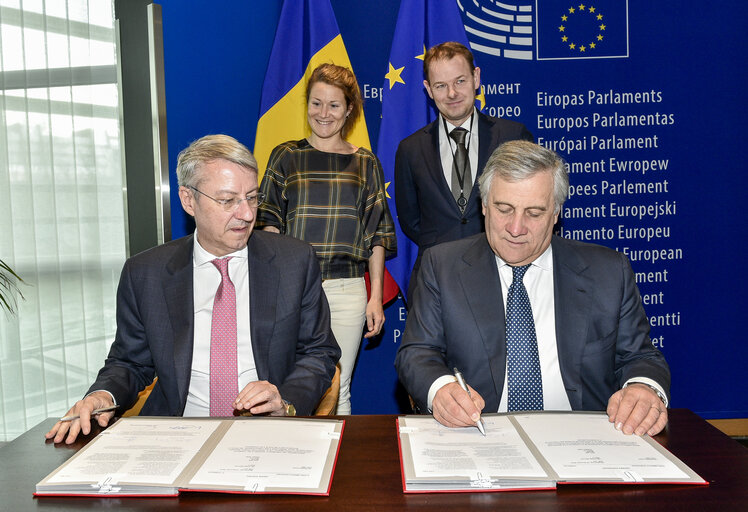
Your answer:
[313,365,341,415]
[122,367,341,417]
[122,378,157,417]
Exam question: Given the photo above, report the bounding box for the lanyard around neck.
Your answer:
[443,112,474,192]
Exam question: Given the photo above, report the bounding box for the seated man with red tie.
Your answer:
[47,134,340,444]
[395,140,670,437]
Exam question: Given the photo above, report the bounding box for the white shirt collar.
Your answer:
[441,106,478,132]
[192,230,248,267]
[495,242,553,272]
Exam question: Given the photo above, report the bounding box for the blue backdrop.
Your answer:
[156,0,747,419]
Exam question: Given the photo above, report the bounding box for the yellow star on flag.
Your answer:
[476,85,486,111]
[384,181,392,199]
[415,44,426,61]
[385,62,405,90]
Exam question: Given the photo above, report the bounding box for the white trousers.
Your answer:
[322,277,367,415]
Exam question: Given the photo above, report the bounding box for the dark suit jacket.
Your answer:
[88,231,340,416]
[395,234,670,413]
[394,112,533,253]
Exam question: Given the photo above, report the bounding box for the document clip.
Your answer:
[244,481,263,493]
[93,476,121,493]
[469,472,495,489]
[622,470,645,482]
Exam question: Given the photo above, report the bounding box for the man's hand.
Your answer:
[607,383,668,436]
[44,391,116,444]
[363,298,385,339]
[432,381,485,428]
[234,380,286,416]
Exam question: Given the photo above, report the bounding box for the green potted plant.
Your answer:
[0,258,24,315]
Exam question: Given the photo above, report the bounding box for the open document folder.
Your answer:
[36,416,344,497]
[397,412,707,493]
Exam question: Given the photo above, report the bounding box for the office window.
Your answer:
[0,0,126,441]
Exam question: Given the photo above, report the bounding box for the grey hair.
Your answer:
[478,140,569,214]
[176,134,258,189]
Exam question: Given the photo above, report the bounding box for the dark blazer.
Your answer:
[394,112,533,254]
[395,234,670,413]
[88,231,340,416]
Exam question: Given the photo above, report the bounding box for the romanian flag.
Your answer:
[376,0,474,300]
[254,0,370,180]
[254,0,398,304]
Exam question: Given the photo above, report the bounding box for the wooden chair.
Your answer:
[314,365,340,415]
[122,366,340,417]
[122,378,157,417]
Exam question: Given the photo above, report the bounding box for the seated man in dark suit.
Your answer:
[47,134,340,444]
[395,140,670,436]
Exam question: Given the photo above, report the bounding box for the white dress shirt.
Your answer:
[427,244,667,411]
[438,108,480,193]
[495,246,571,412]
[182,232,258,416]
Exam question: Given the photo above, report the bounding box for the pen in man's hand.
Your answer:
[59,405,119,422]
[453,368,486,436]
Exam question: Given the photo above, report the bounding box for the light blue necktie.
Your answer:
[506,264,543,411]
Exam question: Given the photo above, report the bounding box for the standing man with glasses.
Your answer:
[47,134,340,444]
[395,42,534,301]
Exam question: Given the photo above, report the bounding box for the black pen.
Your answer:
[453,368,486,436]
[59,405,119,422]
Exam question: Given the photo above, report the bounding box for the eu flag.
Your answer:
[536,0,629,60]
[376,0,473,298]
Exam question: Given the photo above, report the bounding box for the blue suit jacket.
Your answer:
[88,231,340,416]
[395,234,670,413]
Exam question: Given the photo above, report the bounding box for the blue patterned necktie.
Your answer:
[506,264,543,411]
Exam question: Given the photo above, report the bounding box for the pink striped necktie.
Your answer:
[209,257,238,417]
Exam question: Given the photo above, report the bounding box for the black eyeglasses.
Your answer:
[188,186,265,212]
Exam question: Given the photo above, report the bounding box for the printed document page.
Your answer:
[402,415,548,481]
[513,413,689,481]
[187,418,340,492]
[45,418,220,486]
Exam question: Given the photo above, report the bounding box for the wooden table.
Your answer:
[1,409,746,511]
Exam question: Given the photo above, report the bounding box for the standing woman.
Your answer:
[257,63,396,414]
